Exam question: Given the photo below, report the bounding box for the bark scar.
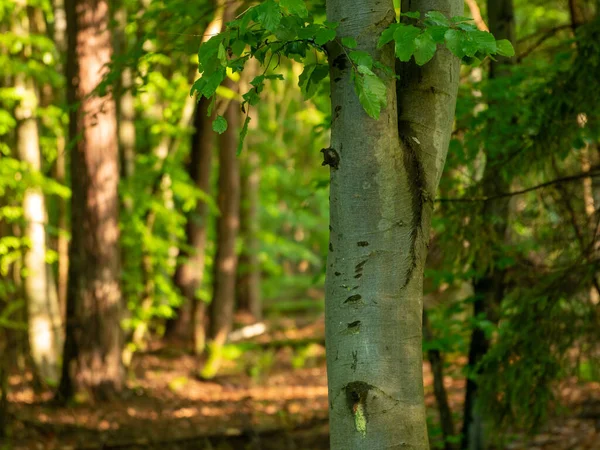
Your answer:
[399,132,428,290]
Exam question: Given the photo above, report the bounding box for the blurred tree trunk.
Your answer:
[324,0,461,448]
[166,0,227,349]
[462,1,515,448]
[13,5,63,385]
[49,0,69,318]
[0,324,7,439]
[201,77,241,379]
[569,0,595,29]
[236,151,262,321]
[424,310,456,450]
[113,4,136,181]
[57,0,124,401]
[167,97,214,352]
[237,58,262,322]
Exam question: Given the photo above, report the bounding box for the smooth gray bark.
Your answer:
[325,1,461,448]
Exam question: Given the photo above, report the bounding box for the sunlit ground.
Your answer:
[6,316,600,449]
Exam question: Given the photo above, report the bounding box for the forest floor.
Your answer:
[4,316,600,450]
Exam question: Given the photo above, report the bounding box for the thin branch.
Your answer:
[517,25,572,61]
[437,170,600,203]
[465,0,488,31]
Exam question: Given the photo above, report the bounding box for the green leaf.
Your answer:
[198,34,226,73]
[425,11,449,26]
[428,26,449,44]
[217,43,227,66]
[349,50,373,68]
[212,116,228,134]
[400,11,421,19]
[354,66,387,120]
[393,24,421,61]
[496,39,515,57]
[230,39,247,56]
[255,0,282,32]
[314,27,336,45]
[191,67,227,99]
[299,63,329,99]
[444,28,465,58]
[457,22,478,32]
[378,23,399,48]
[342,37,358,49]
[414,30,437,65]
[280,0,308,18]
[471,30,496,54]
[237,116,251,155]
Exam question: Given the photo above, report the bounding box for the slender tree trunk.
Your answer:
[13,5,63,385]
[237,58,262,322]
[167,97,214,352]
[324,1,461,448]
[201,77,241,379]
[424,310,456,450]
[237,150,262,321]
[50,0,69,318]
[0,213,10,438]
[462,1,515,448]
[113,4,136,181]
[569,0,594,29]
[164,1,227,343]
[0,328,6,440]
[58,0,124,402]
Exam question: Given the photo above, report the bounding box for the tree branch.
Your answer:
[436,170,600,203]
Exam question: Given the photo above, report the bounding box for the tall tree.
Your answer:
[165,2,228,346]
[237,58,262,322]
[13,2,63,384]
[170,97,215,352]
[58,0,124,401]
[201,76,241,379]
[192,0,515,445]
[324,1,461,448]
[462,0,515,448]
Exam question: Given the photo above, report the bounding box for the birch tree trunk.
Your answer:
[13,3,63,385]
[58,0,124,401]
[325,1,461,448]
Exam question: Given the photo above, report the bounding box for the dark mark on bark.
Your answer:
[357,241,369,247]
[344,294,362,304]
[321,147,340,169]
[399,129,428,290]
[351,350,358,371]
[334,271,341,276]
[347,321,361,333]
[329,242,333,252]
[354,273,362,279]
[333,54,348,71]
[344,381,374,422]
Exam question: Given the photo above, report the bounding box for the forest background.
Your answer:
[0,0,600,449]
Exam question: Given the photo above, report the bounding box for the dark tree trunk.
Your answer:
[423,311,456,450]
[462,1,515,448]
[201,79,241,379]
[236,59,261,322]
[57,0,124,402]
[236,151,262,321]
[167,97,214,352]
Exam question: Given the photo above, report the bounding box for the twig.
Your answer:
[437,170,600,203]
